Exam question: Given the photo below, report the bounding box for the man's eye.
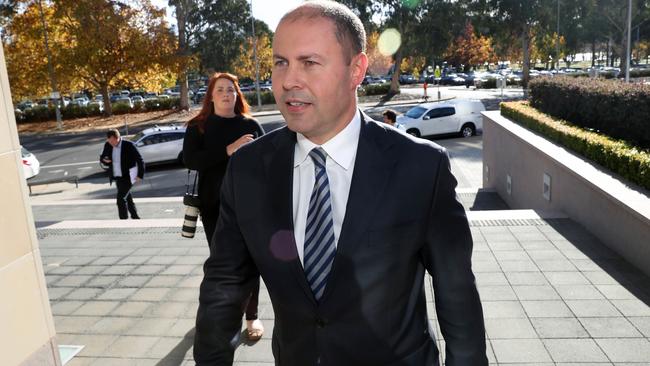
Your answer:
[305,60,318,66]
[274,60,287,67]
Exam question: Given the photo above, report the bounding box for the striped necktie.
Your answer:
[304,147,337,301]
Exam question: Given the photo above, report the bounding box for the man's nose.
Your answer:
[282,65,304,90]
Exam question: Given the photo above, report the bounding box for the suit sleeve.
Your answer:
[194,155,259,365]
[131,142,145,179]
[99,142,111,163]
[422,150,487,366]
[183,124,229,171]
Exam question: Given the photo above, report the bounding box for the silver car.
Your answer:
[130,125,186,165]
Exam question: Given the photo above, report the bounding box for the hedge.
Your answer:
[242,91,275,105]
[15,97,181,123]
[501,101,650,191]
[529,76,650,149]
[358,83,391,96]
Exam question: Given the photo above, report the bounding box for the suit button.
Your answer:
[316,317,327,328]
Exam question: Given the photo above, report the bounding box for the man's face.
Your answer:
[107,136,119,147]
[272,17,367,144]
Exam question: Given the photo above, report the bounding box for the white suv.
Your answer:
[397,99,485,138]
[130,125,186,165]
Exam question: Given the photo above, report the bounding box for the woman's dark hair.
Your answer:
[187,72,251,132]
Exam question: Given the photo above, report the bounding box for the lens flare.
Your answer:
[378,28,401,57]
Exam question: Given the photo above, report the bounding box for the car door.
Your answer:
[421,107,455,135]
[136,134,162,164]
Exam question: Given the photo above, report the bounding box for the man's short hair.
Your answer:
[280,0,366,63]
[106,129,120,139]
[382,109,397,123]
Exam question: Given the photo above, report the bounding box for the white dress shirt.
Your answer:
[292,110,361,265]
[112,139,123,177]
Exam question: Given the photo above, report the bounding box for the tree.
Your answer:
[55,0,179,115]
[365,30,392,75]
[597,0,650,76]
[186,0,252,73]
[531,31,566,69]
[232,32,273,81]
[445,22,496,72]
[489,0,552,92]
[169,0,196,110]
[2,1,78,101]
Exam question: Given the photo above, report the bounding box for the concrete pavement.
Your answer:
[30,133,650,365]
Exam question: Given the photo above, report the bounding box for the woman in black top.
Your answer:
[183,72,265,341]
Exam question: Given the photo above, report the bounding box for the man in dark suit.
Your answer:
[100,128,144,219]
[194,1,486,365]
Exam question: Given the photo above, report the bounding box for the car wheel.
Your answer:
[406,129,421,138]
[460,123,475,138]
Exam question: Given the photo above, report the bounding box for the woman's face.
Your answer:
[212,78,237,115]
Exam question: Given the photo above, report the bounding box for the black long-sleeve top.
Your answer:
[183,114,264,216]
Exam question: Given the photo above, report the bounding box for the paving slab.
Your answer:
[35,210,650,365]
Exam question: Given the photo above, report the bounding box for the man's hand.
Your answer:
[226,134,254,156]
[102,157,112,164]
[135,177,142,184]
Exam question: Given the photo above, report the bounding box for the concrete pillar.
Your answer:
[0,42,61,364]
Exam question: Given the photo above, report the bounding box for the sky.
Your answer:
[151,0,303,33]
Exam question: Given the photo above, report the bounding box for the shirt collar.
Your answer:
[115,139,122,148]
[294,109,361,170]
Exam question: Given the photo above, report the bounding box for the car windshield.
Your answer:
[130,131,145,142]
[405,106,427,119]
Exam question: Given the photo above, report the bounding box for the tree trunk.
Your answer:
[591,39,596,67]
[389,48,402,96]
[101,83,112,116]
[177,0,189,110]
[619,28,628,77]
[522,25,530,97]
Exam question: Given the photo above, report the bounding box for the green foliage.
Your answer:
[111,103,133,115]
[501,101,650,191]
[358,83,391,96]
[242,91,275,105]
[529,76,650,148]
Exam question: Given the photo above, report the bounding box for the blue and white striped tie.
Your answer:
[304,147,336,301]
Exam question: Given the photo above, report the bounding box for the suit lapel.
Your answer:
[320,113,398,303]
[263,128,318,305]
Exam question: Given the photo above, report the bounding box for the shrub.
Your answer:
[242,91,275,105]
[529,76,650,149]
[501,101,650,191]
[112,102,132,115]
[358,83,391,96]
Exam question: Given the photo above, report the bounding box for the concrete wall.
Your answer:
[0,44,61,364]
[482,111,650,277]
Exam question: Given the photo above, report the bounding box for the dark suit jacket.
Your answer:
[99,139,145,181]
[194,114,487,366]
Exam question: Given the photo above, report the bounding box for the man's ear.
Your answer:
[350,52,369,88]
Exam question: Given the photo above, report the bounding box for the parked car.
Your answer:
[70,97,90,107]
[193,91,206,104]
[131,96,144,105]
[439,73,466,86]
[16,100,37,111]
[21,146,40,179]
[399,73,416,84]
[129,125,186,165]
[89,100,104,112]
[396,99,486,138]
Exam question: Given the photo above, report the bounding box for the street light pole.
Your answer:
[37,0,63,130]
[250,0,261,107]
[626,0,632,82]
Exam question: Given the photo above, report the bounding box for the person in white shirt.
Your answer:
[99,129,144,219]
